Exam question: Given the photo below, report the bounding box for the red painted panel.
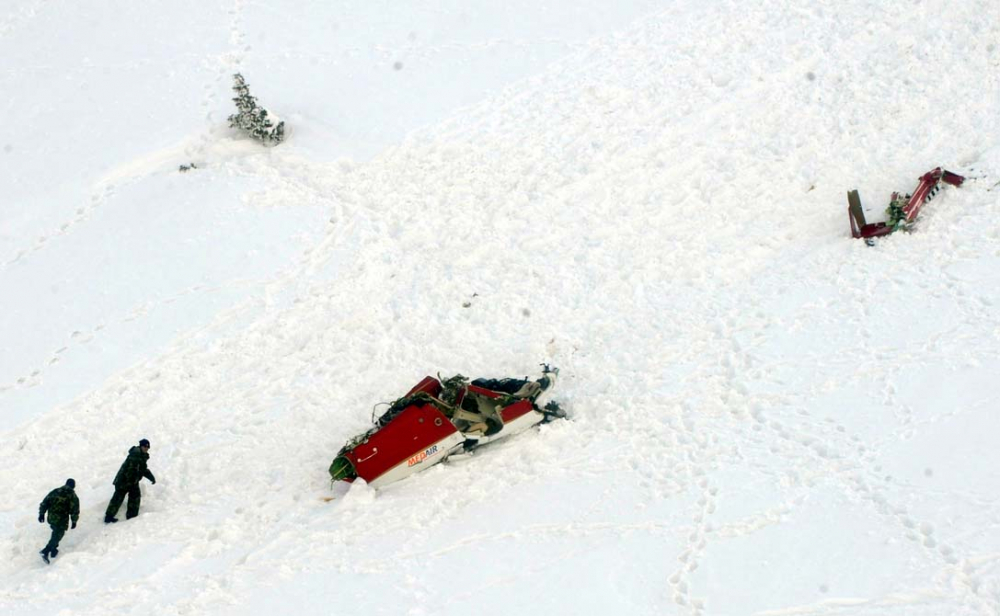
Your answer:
[942,170,964,187]
[858,222,893,239]
[405,376,442,398]
[904,173,937,222]
[346,403,458,483]
[499,399,534,423]
[467,384,503,399]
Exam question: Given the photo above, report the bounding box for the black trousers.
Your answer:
[105,484,142,519]
[43,523,67,554]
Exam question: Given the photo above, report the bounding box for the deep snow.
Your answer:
[1,1,999,615]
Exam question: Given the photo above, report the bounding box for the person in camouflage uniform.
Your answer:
[104,438,156,523]
[38,478,80,563]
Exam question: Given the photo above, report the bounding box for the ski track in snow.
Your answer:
[2,1,1000,615]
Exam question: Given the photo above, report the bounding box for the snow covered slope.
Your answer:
[2,1,999,615]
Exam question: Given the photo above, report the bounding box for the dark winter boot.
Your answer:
[104,515,118,524]
[40,549,50,564]
[49,548,58,558]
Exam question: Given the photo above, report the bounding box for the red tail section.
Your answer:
[848,167,965,241]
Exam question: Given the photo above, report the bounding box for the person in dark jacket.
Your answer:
[38,478,80,563]
[104,438,156,523]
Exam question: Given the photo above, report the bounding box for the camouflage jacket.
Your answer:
[39,485,80,528]
[113,446,155,487]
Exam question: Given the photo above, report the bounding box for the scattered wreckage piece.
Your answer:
[848,167,965,244]
[329,366,564,488]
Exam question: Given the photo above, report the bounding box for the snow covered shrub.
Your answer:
[227,73,285,145]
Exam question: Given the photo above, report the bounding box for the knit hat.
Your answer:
[139,438,150,449]
[65,478,75,489]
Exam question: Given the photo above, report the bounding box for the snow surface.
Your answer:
[2,1,999,614]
